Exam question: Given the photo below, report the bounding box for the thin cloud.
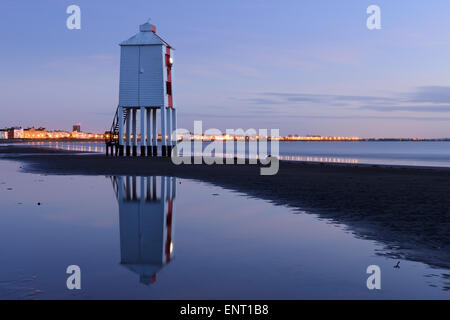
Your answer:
[408,86,450,104]
[361,105,450,112]
[246,87,450,112]
[182,111,450,122]
[260,92,396,104]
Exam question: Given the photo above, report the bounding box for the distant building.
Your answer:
[73,124,81,133]
[24,127,47,139]
[47,130,71,139]
[22,126,99,139]
[71,131,104,139]
[71,131,88,139]
[0,129,8,139]
[7,127,24,139]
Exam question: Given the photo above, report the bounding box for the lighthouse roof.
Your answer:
[120,22,166,46]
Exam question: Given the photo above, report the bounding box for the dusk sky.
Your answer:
[1,0,450,138]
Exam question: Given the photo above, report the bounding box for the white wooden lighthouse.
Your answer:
[106,22,177,157]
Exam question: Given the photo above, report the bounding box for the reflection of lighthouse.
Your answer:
[111,176,176,285]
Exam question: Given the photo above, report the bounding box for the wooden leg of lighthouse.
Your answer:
[171,108,177,154]
[161,176,166,207]
[152,108,157,156]
[140,106,146,157]
[165,176,173,263]
[166,174,171,201]
[166,107,172,157]
[125,176,131,200]
[146,108,151,157]
[152,176,157,200]
[171,176,176,199]
[140,176,145,205]
[126,108,131,156]
[118,176,124,202]
[132,109,137,156]
[161,107,166,157]
[146,176,151,201]
[118,106,124,156]
[132,176,137,200]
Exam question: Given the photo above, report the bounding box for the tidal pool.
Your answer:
[0,159,448,299]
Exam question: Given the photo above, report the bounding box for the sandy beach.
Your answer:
[1,145,449,270]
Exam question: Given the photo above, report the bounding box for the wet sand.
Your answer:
[1,145,449,270]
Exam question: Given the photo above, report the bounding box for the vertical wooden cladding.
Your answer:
[119,46,140,106]
[119,45,164,107]
[138,45,164,107]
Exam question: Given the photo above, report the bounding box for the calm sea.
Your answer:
[18,140,450,167]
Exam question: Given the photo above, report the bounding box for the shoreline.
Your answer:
[0,138,105,141]
[1,145,449,270]
[3,142,450,170]
[2,138,450,143]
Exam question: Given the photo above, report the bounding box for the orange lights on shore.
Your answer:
[280,135,360,141]
[20,126,359,142]
[22,127,104,140]
[23,134,105,140]
[186,134,360,142]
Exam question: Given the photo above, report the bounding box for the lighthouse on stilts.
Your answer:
[106,22,177,157]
